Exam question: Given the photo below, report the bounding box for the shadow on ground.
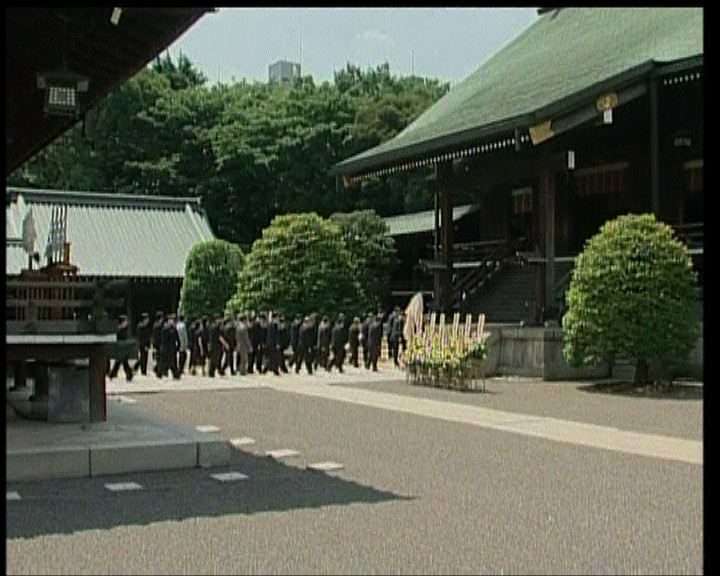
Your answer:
[6,450,412,539]
[577,380,703,401]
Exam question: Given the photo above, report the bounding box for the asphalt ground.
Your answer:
[7,379,703,575]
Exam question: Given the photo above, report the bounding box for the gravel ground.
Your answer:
[7,386,703,575]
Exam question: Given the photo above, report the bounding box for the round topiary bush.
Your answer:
[562,213,699,384]
[179,239,244,320]
[226,212,363,318]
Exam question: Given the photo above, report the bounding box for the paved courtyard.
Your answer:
[7,368,703,574]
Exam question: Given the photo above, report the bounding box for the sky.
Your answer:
[166,8,538,86]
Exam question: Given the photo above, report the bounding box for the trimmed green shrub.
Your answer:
[179,239,244,320]
[227,212,363,318]
[329,210,398,310]
[562,213,698,384]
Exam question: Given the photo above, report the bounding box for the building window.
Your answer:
[574,162,629,197]
[512,187,532,214]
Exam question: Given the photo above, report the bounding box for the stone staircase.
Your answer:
[461,263,536,323]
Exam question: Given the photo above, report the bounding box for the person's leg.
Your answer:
[122,358,133,381]
[109,358,120,378]
[208,350,216,377]
[337,348,345,372]
[141,347,149,375]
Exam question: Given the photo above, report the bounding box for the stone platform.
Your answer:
[6,397,231,482]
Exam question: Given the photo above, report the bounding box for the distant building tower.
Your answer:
[269,60,301,85]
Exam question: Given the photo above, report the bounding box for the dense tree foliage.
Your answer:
[227,213,362,318]
[329,210,398,310]
[179,239,244,320]
[8,57,449,246]
[562,214,699,384]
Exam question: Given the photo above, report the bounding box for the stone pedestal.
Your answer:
[47,364,90,423]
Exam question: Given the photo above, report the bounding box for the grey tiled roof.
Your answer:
[384,204,479,237]
[6,187,215,278]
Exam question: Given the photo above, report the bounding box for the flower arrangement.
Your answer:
[404,322,489,391]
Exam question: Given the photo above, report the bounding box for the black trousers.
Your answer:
[153,348,163,377]
[294,347,305,373]
[133,346,149,375]
[264,346,279,374]
[208,348,223,377]
[163,349,179,379]
[178,350,187,374]
[362,344,369,368]
[298,348,315,374]
[317,346,330,370]
[369,347,379,371]
[349,344,359,367]
[255,346,264,373]
[221,347,235,374]
[329,347,345,371]
[110,357,133,380]
[248,347,256,374]
[279,348,288,373]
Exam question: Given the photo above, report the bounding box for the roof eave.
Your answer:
[330,55,703,179]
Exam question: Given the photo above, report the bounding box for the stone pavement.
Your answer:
[109,367,702,466]
[6,397,231,481]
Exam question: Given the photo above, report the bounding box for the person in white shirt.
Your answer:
[176,315,189,375]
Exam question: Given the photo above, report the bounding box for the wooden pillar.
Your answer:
[433,189,441,310]
[88,346,108,422]
[649,78,660,216]
[542,168,556,317]
[534,165,556,322]
[437,161,454,316]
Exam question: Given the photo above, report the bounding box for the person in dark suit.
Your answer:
[208,314,225,377]
[248,312,260,375]
[386,306,399,362]
[152,311,164,377]
[264,312,280,375]
[161,314,180,379]
[391,311,406,367]
[189,319,202,376]
[317,316,332,371]
[255,313,268,374]
[297,315,316,374]
[290,314,302,370]
[348,316,361,368]
[199,316,209,376]
[295,317,307,374]
[329,314,348,373]
[278,314,290,373]
[134,312,151,375]
[367,313,384,372]
[109,314,133,381]
[361,312,372,369]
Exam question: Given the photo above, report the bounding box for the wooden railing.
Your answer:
[452,239,510,309]
[6,277,125,335]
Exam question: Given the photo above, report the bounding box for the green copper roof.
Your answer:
[384,204,479,237]
[6,187,215,278]
[333,7,703,176]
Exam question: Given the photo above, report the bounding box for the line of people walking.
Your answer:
[108,307,407,381]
